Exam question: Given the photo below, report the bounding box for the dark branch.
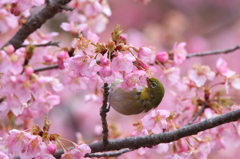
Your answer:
[34,64,59,73]
[100,83,110,147]
[186,104,206,126]
[89,108,240,152]
[2,0,72,50]
[187,45,240,58]
[85,148,132,157]
[21,41,61,48]
[50,108,240,159]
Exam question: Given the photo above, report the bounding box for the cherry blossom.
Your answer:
[173,42,187,66]
[142,109,170,133]
[121,70,147,92]
[111,52,134,73]
[216,57,235,78]
[65,55,100,77]
[0,9,18,34]
[7,129,32,156]
[188,63,215,87]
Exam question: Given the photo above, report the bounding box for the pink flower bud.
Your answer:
[139,47,151,56]
[156,51,169,62]
[5,45,15,54]
[100,57,109,66]
[43,54,53,63]
[47,143,57,154]
[25,67,34,75]
[57,51,69,60]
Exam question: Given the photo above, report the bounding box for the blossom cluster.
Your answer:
[1,0,240,159]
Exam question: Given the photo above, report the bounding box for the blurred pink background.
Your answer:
[2,0,240,158]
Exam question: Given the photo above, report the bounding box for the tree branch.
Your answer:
[21,41,61,48]
[100,83,110,147]
[1,0,72,50]
[50,108,240,159]
[187,45,240,58]
[85,148,132,157]
[34,64,59,73]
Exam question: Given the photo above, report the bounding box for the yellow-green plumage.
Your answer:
[108,77,165,115]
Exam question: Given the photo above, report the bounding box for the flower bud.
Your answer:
[43,54,53,63]
[156,51,169,62]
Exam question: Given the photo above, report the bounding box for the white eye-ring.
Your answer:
[151,82,157,88]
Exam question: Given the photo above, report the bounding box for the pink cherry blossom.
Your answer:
[87,29,99,43]
[16,0,45,12]
[142,109,170,133]
[111,52,134,73]
[188,63,215,87]
[1,73,31,103]
[156,51,169,62]
[99,65,115,83]
[138,46,151,62]
[35,154,55,159]
[0,151,8,159]
[0,9,18,34]
[61,144,90,159]
[76,143,91,155]
[83,1,102,17]
[0,50,11,74]
[225,76,240,93]
[38,76,64,92]
[186,142,211,159]
[7,129,32,156]
[173,42,187,66]
[121,70,146,92]
[30,94,60,117]
[153,143,169,154]
[57,51,70,69]
[65,55,100,77]
[25,136,47,158]
[160,67,180,86]
[216,57,235,78]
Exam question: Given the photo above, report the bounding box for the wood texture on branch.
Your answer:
[2,0,72,50]
[50,108,240,159]
[187,45,240,58]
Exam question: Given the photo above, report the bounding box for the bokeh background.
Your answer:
[48,1,240,159]
[2,0,240,158]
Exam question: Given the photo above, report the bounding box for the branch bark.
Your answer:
[187,45,240,58]
[1,0,72,50]
[49,108,240,158]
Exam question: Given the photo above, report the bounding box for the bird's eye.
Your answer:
[151,82,157,88]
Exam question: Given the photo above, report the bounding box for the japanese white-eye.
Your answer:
[108,77,165,115]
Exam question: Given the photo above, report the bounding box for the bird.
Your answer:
[108,77,164,115]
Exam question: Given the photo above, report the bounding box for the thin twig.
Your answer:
[187,45,240,58]
[186,104,206,126]
[21,41,61,48]
[85,148,132,157]
[100,83,110,147]
[1,0,72,50]
[34,64,59,73]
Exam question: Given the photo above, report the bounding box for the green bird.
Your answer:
[108,77,165,115]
